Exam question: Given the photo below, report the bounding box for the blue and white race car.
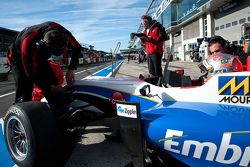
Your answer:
[1,56,250,167]
[73,69,250,167]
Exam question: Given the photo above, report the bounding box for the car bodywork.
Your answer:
[73,70,250,167]
[1,59,250,167]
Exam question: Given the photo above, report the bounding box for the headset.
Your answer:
[36,39,48,51]
[36,39,66,57]
[36,39,51,59]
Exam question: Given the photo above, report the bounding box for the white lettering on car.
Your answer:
[163,129,250,166]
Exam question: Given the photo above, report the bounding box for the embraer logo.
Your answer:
[218,76,250,104]
[163,129,250,166]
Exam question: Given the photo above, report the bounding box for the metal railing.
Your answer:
[111,42,121,75]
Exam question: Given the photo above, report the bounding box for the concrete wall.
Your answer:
[183,18,200,40]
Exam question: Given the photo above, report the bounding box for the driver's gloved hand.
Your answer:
[198,73,208,85]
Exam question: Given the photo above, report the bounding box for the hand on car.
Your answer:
[66,69,75,87]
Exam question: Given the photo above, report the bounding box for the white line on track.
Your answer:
[0,64,105,99]
[0,91,15,98]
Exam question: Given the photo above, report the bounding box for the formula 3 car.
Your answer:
[2,58,250,167]
[71,60,250,167]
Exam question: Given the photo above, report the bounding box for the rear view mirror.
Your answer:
[139,85,151,96]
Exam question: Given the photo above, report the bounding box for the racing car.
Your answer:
[73,72,250,167]
[2,50,250,167]
[72,52,250,167]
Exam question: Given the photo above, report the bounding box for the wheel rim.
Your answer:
[6,115,28,161]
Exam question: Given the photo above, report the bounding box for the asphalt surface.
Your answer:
[65,59,202,167]
[116,59,202,79]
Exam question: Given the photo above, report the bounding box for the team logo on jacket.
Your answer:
[218,76,250,104]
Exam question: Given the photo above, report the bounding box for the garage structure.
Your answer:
[133,0,250,61]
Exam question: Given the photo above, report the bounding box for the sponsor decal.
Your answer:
[158,134,188,143]
[212,55,222,61]
[214,69,227,74]
[161,129,250,166]
[218,105,250,116]
[9,107,20,116]
[116,103,137,118]
[218,76,250,104]
[220,63,231,68]
[221,59,229,64]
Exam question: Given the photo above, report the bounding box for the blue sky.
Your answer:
[0,0,150,52]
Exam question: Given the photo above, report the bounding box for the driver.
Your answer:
[7,21,81,109]
[197,35,244,84]
[198,53,243,84]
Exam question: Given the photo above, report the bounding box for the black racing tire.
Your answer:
[4,101,59,167]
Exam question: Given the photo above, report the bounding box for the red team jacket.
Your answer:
[142,22,164,55]
[7,21,81,93]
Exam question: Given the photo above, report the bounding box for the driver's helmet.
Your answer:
[200,53,235,75]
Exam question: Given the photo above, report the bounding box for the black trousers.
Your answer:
[147,53,163,77]
[12,64,34,103]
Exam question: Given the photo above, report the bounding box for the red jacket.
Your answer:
[32,60,64,101]
[7,21,81,91]
[142,21,164,55]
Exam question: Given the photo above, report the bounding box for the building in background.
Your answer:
[133,0,250,61]
[0,28,18,73]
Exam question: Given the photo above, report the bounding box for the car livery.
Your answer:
[1,58,250,167]
[72,71,250,166]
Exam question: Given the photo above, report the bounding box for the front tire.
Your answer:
[4,101,59,167]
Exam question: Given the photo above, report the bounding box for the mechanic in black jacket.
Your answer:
[7,21,81,108]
